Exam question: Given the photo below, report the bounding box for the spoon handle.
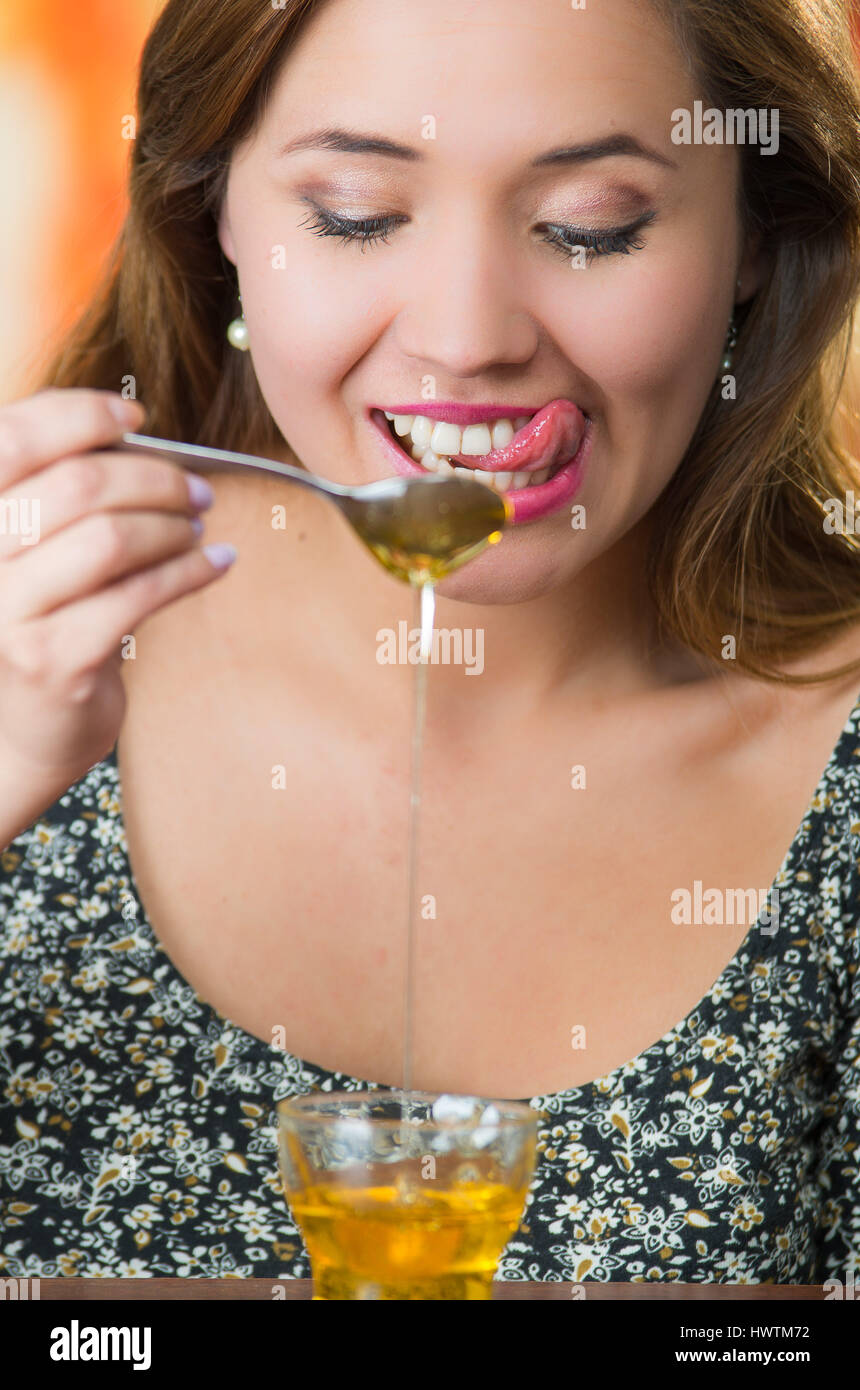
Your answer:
[116,432,347,498]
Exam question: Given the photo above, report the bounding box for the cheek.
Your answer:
[539,238,734,495]
[236,213,390,410]
[522,241,735,531]
[554,253,731,402]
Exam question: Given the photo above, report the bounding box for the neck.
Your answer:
[204,469,713,721]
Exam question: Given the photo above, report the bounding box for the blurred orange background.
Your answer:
[0,0,163,401]
[0,0,858,454]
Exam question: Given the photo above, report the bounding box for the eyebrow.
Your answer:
[276,127,677,170]
[533,133,676,171]
[278,128,423,161]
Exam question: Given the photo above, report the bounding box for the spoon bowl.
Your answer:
[116,432,510,584]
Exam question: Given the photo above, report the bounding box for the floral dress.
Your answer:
[1,694,859,1284]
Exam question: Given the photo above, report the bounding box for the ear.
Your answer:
[736,227,770,303]
[217,196,237,266]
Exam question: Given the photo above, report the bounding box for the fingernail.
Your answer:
[190,517,204,538]
[187,473,214,511]
[203,542,237,571]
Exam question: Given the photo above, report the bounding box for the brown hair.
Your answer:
[646,0,860,683]
[42,0,860,685]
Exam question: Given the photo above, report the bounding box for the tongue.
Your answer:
[450,398,587,472]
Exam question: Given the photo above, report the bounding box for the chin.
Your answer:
[433,540,576,606]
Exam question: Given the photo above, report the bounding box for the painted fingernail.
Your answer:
[203,542,237,571]
[187,473,214,511]
[190,517,204,538]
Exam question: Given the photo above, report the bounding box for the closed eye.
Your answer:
[298,199,657,262]
[298,203,407,250]
[536,211,657,261]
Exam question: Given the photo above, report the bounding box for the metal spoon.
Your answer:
[117,431,510,584]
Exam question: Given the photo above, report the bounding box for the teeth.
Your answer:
[391,411,534,460]
[380,408,530,447]
[422,449,454,475]
[460,424,493,456]
[429,420,463,456]
[491,419,514,450]
[418,451,555,493]
[382,408,564,493]
[410,415,435,451]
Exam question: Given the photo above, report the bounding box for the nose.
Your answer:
[393,212,539,377]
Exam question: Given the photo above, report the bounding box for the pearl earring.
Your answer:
[227,296,250,352]
[721,311,739,374]
[718,276,745,373]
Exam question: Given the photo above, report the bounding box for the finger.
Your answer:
[0,451,212,561]
[4,509,204,622]
[21,543,236,675]
[0,389,145,491]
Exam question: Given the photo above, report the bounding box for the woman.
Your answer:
[1,0,859,1285]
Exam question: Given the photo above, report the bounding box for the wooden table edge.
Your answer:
[8,1278,828,1301]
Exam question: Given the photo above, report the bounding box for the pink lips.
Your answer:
[504,434,591,523]
[370,397,592,525]
[380,403,540,426]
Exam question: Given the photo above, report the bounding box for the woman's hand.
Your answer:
[0,388,235,845]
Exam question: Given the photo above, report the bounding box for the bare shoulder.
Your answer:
[724,619,860,765]
[657,621,860,782]
[782,620,860,712]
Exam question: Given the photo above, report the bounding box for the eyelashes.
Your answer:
[298,204,407,251]
[298,200,657,262]
[537,211,657,260]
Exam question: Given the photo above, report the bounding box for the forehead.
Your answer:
[259,0,697,170]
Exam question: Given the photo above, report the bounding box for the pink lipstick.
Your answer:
[368,398,592,525]
[376,403,539,426]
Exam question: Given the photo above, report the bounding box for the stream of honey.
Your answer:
[288,479,519,1299]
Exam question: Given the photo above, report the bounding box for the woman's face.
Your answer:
[219,0,763,604]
